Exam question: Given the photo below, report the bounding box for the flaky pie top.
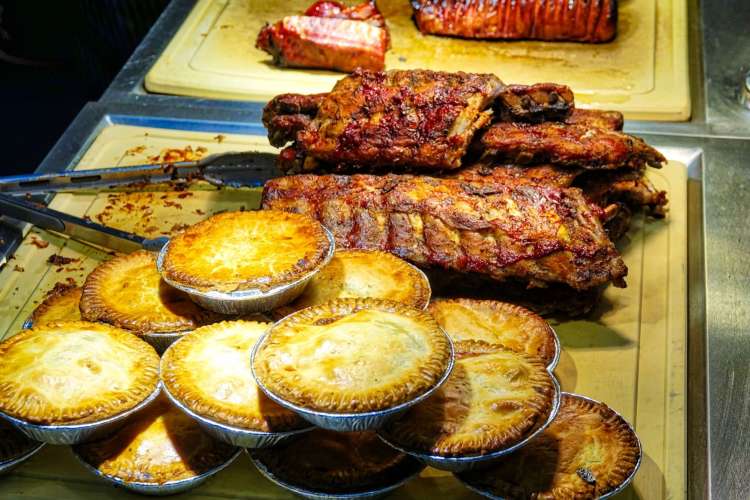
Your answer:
[30,285,82,326]
[161,321,306,432]
[80,251,219,334]
[161,210,331,292]
[0,321,160,425]
[253,299,452,414]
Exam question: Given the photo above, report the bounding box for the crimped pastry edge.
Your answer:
[457,392,642,499]
[29,285,82,326]
[273,249,432,319]
[380,341,555,456]
[80,250,220,334]
[161,320,307,432]
[72,397,238,484]
[253,298,453,414]
[0,321,160,425]
[428,298,558,366]
[161,210,332,292]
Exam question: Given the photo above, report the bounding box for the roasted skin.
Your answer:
[262,174,627,291]
[411,0,617,43]
[495,83,574,123]
[293,69,504,172]
[566,108,624,131]
[256,1,388,72]
[478,122,665,170]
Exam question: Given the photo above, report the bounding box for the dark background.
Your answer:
[0,0,169,176]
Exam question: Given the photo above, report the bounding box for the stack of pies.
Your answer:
[80,250,220,350]
[73,395,239,492]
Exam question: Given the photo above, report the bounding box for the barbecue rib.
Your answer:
[261,174,628,291]
[478,122,665,170]
[495,83,574,123]
[294,69,504,171]
[411,0,617,43]
[256,1,389,72]
[566,108,624,131]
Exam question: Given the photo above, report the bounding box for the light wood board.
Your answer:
[0,124,686,499]
[145,0,689,121]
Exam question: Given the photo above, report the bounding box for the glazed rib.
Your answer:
[478,122,665,170]
[565,108,624,131]
[411,0,617,43]
[256,1,389,72]
[495,83,574,123]
[293,70,504,172]
[262,174,627,291]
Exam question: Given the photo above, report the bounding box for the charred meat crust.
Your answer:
[262,174,627,291]
[495,83,575,123]
[478,122,666,170]
[411,0,617,43]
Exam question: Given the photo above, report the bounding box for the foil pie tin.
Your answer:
[72,445,242,496]
[155,228,336,315]
[249,449,425,500]
[251,335,456,432]
[162,383,314,449]
[377,372,562,472]
[547,326,562,371]
[0,384,162,445]
[454,392,642,499]
[0,442,45,476]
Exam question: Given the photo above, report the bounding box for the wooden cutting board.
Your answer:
[0,124,686,499]
[145,0,689,121]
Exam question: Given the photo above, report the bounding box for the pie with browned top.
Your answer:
[251,429,423,494]
[0,321,160,425]
[428,298,557,366]
[274,249,430,318]
[80,251,219,334]
[74,395,237,484]
[380,341,555,456]
[30,285,82,326]
[161,210,331,293]
[253,298,452,414]
[457,393,641,499]
[161,320,306,432]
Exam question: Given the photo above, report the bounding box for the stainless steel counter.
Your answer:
[2,0,750,498]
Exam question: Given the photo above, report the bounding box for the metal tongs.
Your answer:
[0,151,278,253]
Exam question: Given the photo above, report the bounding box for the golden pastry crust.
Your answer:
[0,321,160,425]
[457,393,641,499]
[0,419,39,462]
[80,251,220,334]
[381,341,554,456]
[253,429,420,493]
[30,285,82,326]
[253,298,452,414]
[74,396,237,484]
[274,249,430,318]
[162,210,331,293]
[161,321,306,432]
[428,299,557,366]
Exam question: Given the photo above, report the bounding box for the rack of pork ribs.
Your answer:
[260,69,667,315]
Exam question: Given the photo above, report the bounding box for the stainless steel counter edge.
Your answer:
[97,0,750,139]
[2,103,749,499]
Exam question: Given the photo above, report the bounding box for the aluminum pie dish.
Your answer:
[162,383,314,449]
[377,373,562,472]
[0,442,45,475]
[454,391,642,499]
[251,336,455,432]
[0,384,162,445]
[155,229,336,315]
[72,445,242,496]
[249,449,425,500]
[547,326,562,371]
